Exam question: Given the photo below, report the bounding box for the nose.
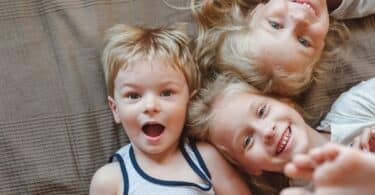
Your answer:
[263,125,276,145]
[143,94,160,115]
[289,10,309,27]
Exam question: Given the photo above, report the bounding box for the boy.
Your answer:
[89,24,252,195]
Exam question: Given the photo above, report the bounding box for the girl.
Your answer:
[192,0,374,96]
[187,74,374,182]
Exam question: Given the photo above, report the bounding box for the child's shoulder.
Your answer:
[194,142,225,165]
[89,162,122,195]
[194,142,253,195]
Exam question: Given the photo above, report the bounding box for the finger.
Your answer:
[360,128,371,152]
[370,129,375,152]
[352,136,361,150]
[371,128,375,137]
[293,154,316,169]
[310,143,339,165]
[284,162,313,181]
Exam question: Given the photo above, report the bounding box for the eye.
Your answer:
[243,135,254,149]
[126,92,141,100]
[298,37,311,47]
[160,90,173,97]
[269,20,283,29]
[257,105,267,118]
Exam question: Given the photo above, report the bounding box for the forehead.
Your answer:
[115,58,186,84]
[125,57,177,70]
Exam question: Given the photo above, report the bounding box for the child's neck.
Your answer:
[133,142,181,165]
[132,142,187,179]
[309,126,330,150]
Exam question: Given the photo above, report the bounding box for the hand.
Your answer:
[352,126,375,152]
[284,154,315,181]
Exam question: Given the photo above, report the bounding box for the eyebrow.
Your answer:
[118,82,137,90]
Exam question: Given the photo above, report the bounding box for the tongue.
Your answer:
[143,124,164,137]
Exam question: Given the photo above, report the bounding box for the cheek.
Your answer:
[167,102,188,122]
[118,106,138,123]
[312,23,329,44]
[247,144,268,165]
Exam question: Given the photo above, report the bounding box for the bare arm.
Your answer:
[196,142,252,195]
[89,163,122,195]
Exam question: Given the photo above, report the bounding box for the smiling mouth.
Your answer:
[275,126,291,156]
[292,0,317,16]
[142,123,165,137]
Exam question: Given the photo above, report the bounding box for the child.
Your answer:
[281,143,375,195]
[89,24,252,195]
[187,74,374,178]
[192,0,375,96]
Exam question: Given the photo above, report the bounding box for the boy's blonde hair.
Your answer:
[192,0,349,96]
[102,24,200,97]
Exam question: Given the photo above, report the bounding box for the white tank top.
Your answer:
[109,140,215,195]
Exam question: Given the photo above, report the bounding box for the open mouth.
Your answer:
[275,126,291,156]
[291,0,317,16]
[142,123,165,138]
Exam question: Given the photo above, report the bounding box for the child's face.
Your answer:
[209,91,312,175]
[109,58,190,155]
[248,0,329,74]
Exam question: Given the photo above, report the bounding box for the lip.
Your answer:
[275,126,292,156]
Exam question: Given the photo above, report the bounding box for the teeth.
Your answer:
[293,0,315,15]
[276,127,291,154]
[302,2,315,13]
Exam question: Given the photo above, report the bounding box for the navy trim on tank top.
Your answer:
[179,142,212,186]
[188,140,212,179]
[109,154,129,195]
[129,145,212,191]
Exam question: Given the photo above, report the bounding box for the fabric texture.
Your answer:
[317,78,375,145]
[331,0,375,19]
[300,15,375,126]
[0,0,374,194]
[0,0,193,194]
[110,142,214,195]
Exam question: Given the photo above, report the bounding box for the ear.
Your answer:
[108,96,121,124]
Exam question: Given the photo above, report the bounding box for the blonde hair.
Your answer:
[187,72,302,147]
[102,24,200,97]
[192,0,349,96]
[188,73,260,143]
[188,73,291,194]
